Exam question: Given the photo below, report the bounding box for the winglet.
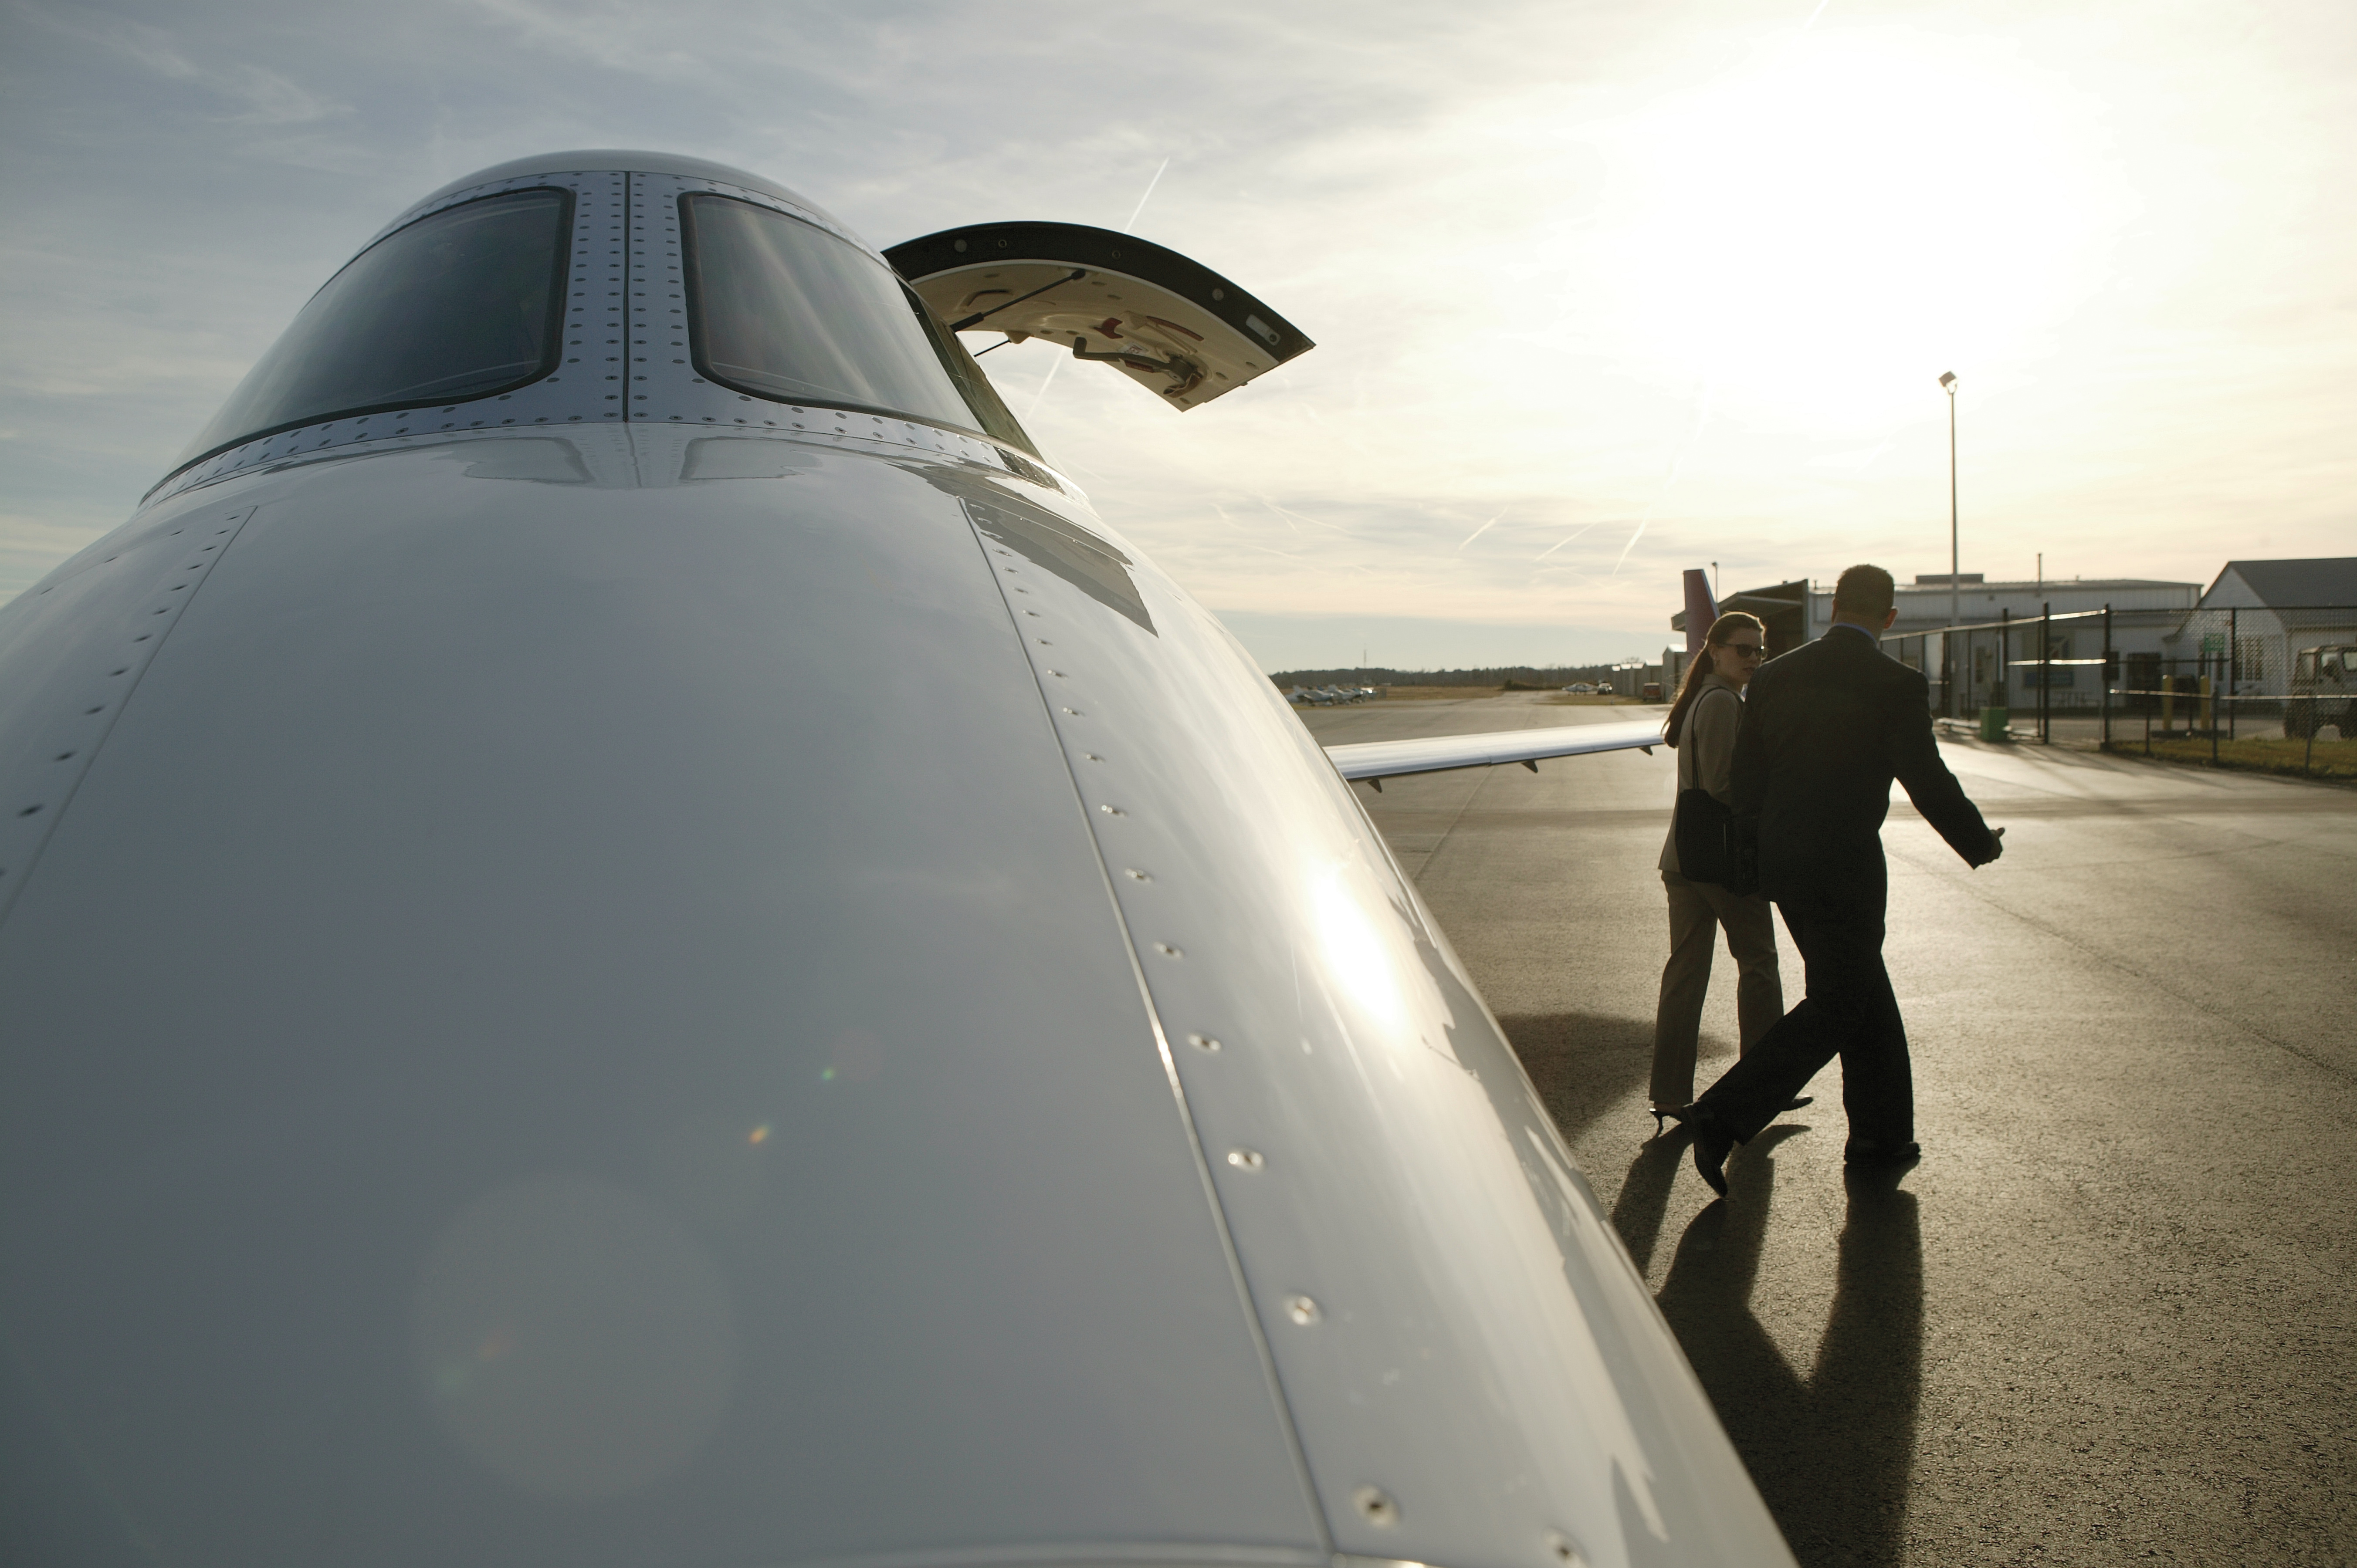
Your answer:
[1682,569,1719,655]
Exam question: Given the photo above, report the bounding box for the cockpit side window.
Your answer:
[180,189,573,466]
[903,285,1036,455]
[680,195,1037,456]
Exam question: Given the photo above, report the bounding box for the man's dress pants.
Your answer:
[1698,859,1912,1145]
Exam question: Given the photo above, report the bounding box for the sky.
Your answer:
[3,0,2352,670]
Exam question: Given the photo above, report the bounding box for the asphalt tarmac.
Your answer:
[1300,692,2356,1568]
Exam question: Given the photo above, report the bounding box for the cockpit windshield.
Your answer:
[173,181,1038,476]
[181,189,573,465]
[680,195,1036,454]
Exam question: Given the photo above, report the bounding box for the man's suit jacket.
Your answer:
[1731,626,1998,899]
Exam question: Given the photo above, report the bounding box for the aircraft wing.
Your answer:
[1325,718,1663,785]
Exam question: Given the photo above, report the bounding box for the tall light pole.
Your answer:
[1940,371,1959,715]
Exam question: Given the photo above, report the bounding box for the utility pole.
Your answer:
[1940,372,1960,717]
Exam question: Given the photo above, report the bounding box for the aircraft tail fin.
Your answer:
[1682,569,1719,655]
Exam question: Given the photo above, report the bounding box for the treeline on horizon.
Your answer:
[1269,664,1632,689]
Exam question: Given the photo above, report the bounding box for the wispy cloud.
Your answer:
[463,0,707,81]
[31,7,346,124]
[213,63,348,127]
[3,0,2351,654]
[1808,441,1890,471]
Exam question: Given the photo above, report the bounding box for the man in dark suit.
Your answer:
[1689,564,2004,1196]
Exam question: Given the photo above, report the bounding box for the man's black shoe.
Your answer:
[1690,1106,1737,1198]
[1842,1137,1920,1165]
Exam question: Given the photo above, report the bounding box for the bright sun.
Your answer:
[1585,26,2130,435]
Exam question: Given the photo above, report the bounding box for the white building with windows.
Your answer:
[1677,563,2357,713]
[1680,574,2200,710]
[1866,574,2199,710]
[2164,558,2357,698]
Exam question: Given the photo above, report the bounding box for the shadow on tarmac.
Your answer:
[1497,1015,1925,1568]
[1646,1133,1923,1568]
[1498,1011,1654,1147]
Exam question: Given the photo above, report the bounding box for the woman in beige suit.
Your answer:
[1649,611,1790,1130]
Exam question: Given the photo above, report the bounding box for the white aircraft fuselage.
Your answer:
[0,152,1791,1568]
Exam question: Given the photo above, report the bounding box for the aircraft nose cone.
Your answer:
[0,432,1323,1557]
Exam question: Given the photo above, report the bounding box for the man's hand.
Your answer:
[1985,825,2006,863]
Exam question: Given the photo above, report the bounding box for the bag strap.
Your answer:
[1679,683,1741,788]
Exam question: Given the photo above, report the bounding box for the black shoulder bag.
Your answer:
[1673,787,1736,885]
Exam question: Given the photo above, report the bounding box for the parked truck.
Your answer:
[2285,644,2357,738]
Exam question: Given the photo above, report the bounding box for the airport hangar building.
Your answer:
[1666,572,2198,709]
[1661,558,2356,710]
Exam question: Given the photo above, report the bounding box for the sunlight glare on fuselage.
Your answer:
[1584,27,2130,437]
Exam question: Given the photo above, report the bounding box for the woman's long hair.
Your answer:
[1664,611,1765,747]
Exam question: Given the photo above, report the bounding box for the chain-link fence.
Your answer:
[1878,602,2357,780]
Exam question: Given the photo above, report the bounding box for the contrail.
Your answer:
[1545,6,1817,573]
[1259,497,1349,536]
[1029,159,1168,422]
[1456,505,1510,553]
[1023,354,1064,420]
[1611,378,1717,574]
[1611,516,1653,573]
[1611,496,1663,576]
[1533,520,1602,563]
[1124,158,1170,231]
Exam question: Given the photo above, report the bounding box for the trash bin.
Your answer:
[1979,706,2011,742]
